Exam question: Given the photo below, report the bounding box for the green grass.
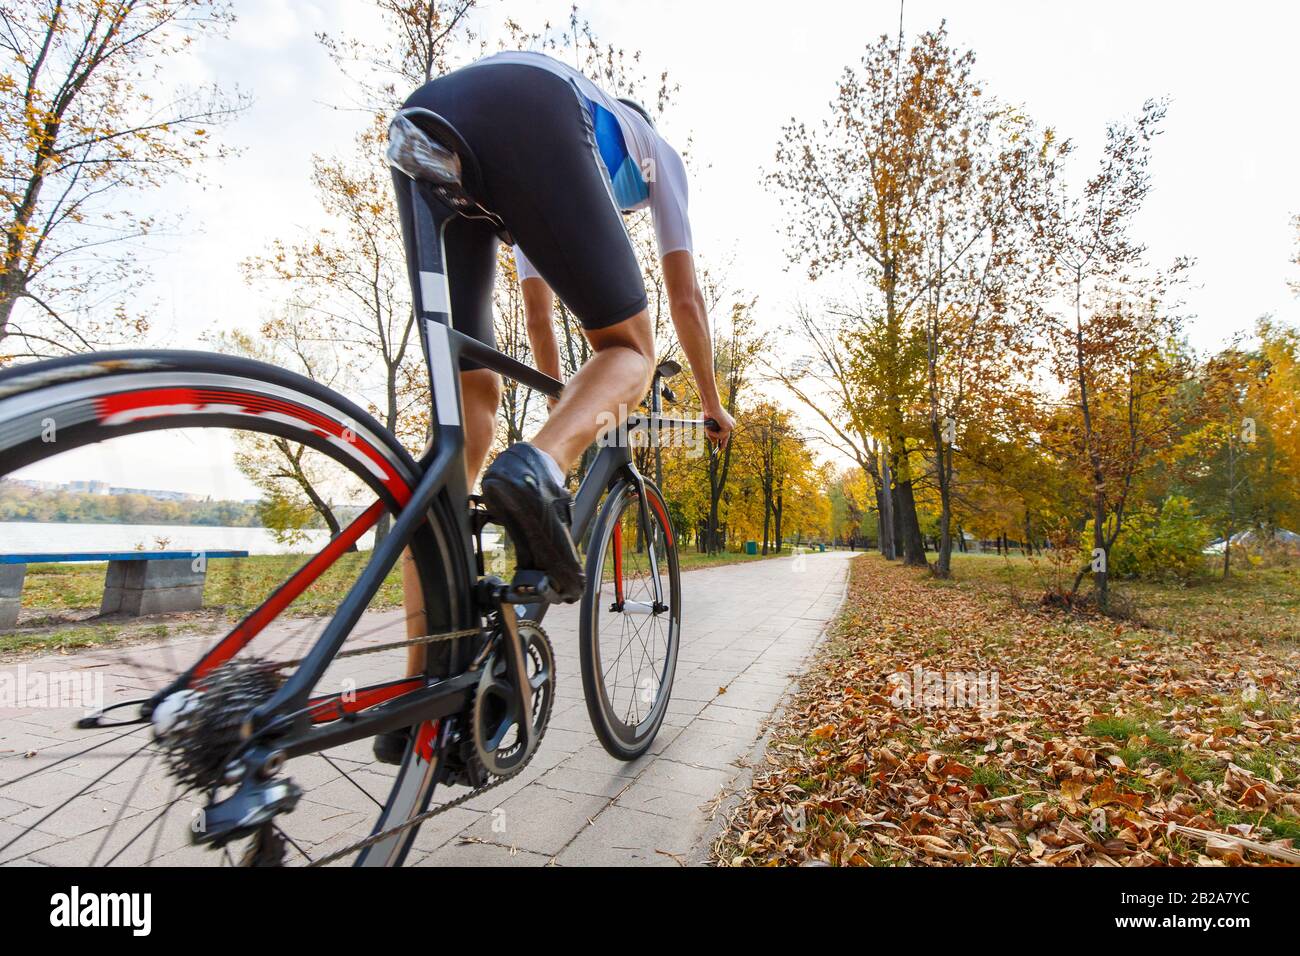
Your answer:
[1084,713,1220,784]
[0,623,124,655]
[1212,807,1300,842]
[969,765,1011,793]
[941,552,1300,645]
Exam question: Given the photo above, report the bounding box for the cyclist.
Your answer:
[377,50,734,763]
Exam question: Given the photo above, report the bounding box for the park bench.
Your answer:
[0,550,249,629]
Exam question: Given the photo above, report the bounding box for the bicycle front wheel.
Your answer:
[579,477,681,759]
[0,350,472,867]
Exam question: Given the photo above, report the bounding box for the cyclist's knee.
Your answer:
[588,310,654,386]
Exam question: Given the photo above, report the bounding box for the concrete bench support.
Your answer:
[0,565,24,630]
[100,558,206,617]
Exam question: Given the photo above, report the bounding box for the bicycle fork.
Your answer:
[612,465,667,616]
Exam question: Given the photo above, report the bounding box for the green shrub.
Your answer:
[1086,496,1211,583]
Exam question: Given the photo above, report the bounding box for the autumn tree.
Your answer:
[1243,318,1300,532]
[910,79,1041,576]
[769,306,897,559]
[700,301,763,552]
[827,468,874,547]
[737,402,800,554]
[772,24,1005,568]
[1,0,246,360]
[318,0,478,112]
[1026,98,1189,609]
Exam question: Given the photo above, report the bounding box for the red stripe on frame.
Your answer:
[612,522,624,604]
[414,720,439,763]
[648,492,673,548]
[308,678,426,724]
[192,500,386,680]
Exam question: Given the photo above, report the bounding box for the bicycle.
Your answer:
[0,107,714,866]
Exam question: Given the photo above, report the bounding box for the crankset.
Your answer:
[472,612,555,778]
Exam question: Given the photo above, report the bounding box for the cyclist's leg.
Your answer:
[460,368,501,483]
[533,311,654,471]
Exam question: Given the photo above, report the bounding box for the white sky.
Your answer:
[17,0,1300,496]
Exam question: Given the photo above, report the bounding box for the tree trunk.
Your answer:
[1092,496,1109,610]
[774,494,784,554]
[894,476,927,567]
[877,449,896,559]
[933,436,953,577]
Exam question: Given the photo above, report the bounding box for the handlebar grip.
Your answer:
[703,417,719,431]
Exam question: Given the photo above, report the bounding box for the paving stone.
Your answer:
[553,805,702,867]
[461,786,609,856]
[1,552,855,865]
[414,838,553,867]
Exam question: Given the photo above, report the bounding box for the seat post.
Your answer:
[391,169,465,438]
[393,171,455,330]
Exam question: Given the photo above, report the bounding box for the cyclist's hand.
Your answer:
[702,407,735,447]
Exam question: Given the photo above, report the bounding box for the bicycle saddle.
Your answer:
[387,107,512,244]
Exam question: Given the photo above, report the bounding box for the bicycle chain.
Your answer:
[306,751,521,867]
[301,621,547,868]
[280,625,486,670]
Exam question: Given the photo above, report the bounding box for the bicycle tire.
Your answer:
[0,350,473,866]
[578,476,681,759]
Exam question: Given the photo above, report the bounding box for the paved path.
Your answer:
[0,550,852,866]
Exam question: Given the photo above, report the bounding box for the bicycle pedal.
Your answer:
[506,569,561,604]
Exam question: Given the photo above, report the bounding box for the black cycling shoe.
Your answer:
[481,443,585,603]
[372,727,411,765]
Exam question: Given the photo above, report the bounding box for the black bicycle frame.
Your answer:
[243,166,692,758]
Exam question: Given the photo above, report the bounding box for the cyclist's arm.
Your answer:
[520,273,562,396]
[662,250,734,444]
[515,247,563,387]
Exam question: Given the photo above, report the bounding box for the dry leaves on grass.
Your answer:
[714,556,1300,867]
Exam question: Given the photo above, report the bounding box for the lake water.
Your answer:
[0,521,367,556]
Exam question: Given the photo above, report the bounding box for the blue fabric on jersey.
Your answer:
[586,97,649,210]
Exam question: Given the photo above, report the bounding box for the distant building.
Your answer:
[65,480,111,495]
[108,486,202,502]
[4,478,200,502]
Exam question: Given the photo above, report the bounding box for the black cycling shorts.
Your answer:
[401,63,648,370]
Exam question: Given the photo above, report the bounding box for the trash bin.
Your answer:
[744,541,758,555]
[819,543,826,553]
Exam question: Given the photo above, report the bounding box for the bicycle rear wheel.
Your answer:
[0,350,473,866]
[579,477,681,759]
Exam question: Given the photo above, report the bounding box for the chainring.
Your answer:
[472,620,555,778]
